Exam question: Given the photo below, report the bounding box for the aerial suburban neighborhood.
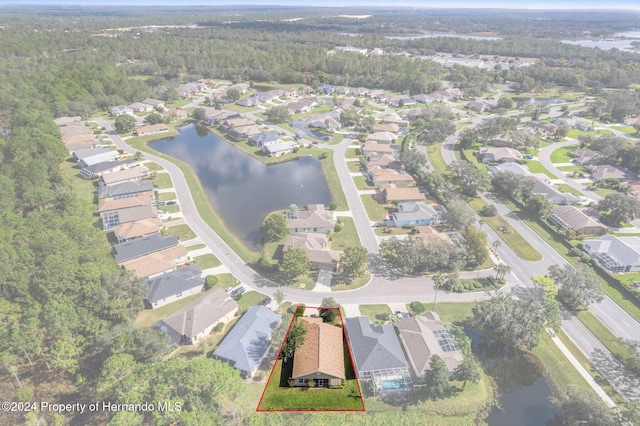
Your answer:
[3,3,640,426]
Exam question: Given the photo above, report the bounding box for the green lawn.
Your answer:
[426,142,448,174]
[524,160,557,179]
[153,173,173,189]
[549,145,577,163]
[236,290,268,313]
[193,253,222,270]
[556,183,584,197]
[331,217,361,250]
[345,148,362,159]
[613,125,638,136]
[468,198,543,261]
[556,165,581,172]
[359,304,393,324]
[136,289,209,327]
[158,191,177,201]
[429,302,476,323]
[257,353,363,411]
[165,224,196,241]
[330,273,371,291]
[143,162,163,171]
[60,160,97,204]
[566,128,611,139]
[160,204,181,214]
[576,311,630,362]
[186,244,206,252]
[374,226,413,236]
[360,194,390,222]
[347,161,362,172]
[591,187,619,197]
[352,175,375,190]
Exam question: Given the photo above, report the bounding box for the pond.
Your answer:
[467,327,563,425]
[150,124,332,249]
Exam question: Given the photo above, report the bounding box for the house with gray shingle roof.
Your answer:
[146,265,204,309]
[397,312,463,376]
[344,317,412,393]
[249,132,280,147]
[533,181,580,205]
[98,180,154,199]
[385,201,444,227]
[213,305,281,378]
[162,288,238,345]
[583,235,640,273]
[286,204,336,233]
[112,233,180,263]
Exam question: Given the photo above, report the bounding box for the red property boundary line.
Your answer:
[256,305,366,412]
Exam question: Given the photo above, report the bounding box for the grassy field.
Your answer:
[524,160,557,179]
[332,217,361,250]
[426,142,448,174]
[165,224,196,241]
[186,243,206,252]
[576,311,630,361]
[158,191,177,201]
[468,198,543,261]
[360,194,389,222]
[345,148,362,159]
[60,160,97,204]
[429,302,476,324]
[153,173,173,189]
[193,253,222,270]
[347,161,362,172]
[237,290,268,313]
[549,145,577,163]
[591,187,619,198]
[566,128,612,139]
[556,165,581,172]
[330,273,371,291]
[359,304,393,324]
[353,175,375,190]
[160,204,181,214]
[613,125,638,136]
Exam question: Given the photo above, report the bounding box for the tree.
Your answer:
[463,227,489,267]
[227,88,241,101]
[493,263,511,281]
[281,320,307,363]
[597,192,640,226]
[425,355,451,399]
[453,358,481,390]
[204,275,218,290]
[192,107,206,121]
[267,106,290,124]
[557,385,617,426]
[432,272,447,311]
[399,149,427,175]
[319,297,339,323]
[555,126,569,141]
[416,118,455,145]
[340,109,359,127]
[274,289,286,307]
[443,199,475,231]
[260,213,288,243]
[408,301,426,315]
[524,193,551,217]
[548,264,604,311]
[448,160,491,196]
[497,96,514,109]
[281,248,310,279]
[492,171,535,200]
[340,245,367,277]
[146,112,163,124]
[114,114,136,134]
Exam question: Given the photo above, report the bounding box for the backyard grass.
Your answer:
[524,160,557,179]
[152,173,174,189]
[426,142,448,174]
[549,145,577,163]
[468,198,543,261]
[164,224,196,241]
[359,304,393,324]
[360,194,390,222]
[193,253,222,270]
[331,217,361,250]
[158,191,177,201]
[236,290,268,313]
[60,160,97,204]
[353,175,375,190]
[186,243,206,252]
[136,289,209,327]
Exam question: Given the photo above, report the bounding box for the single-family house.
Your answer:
[488,162,550,183]
[61,122,93,138]
[381,185,426,203]
[533,181,580,205]
[99,166,149,187]
[142,98,166,110]
[583,235,640,273]
[388,95,416,107]
[228,83,250,94]
[205,110,238,125]
[412,94,432,104]
[221,117,254,131]
[548,206,606,236]
[335,86,350,95]
[283,233,342,271]
[54,116,82,127]
[318,84,335,95]
[300,86,315,95]
[487,133,515,147]
[624,116,640,126]
[175,87,191,99]
[73,147,111,162]
[385,201,443,227]
[572,149,602,166]
[362,142,394,156]
[368,132,398,145]
[162,288,238,345]
[380,115,410,128]
[262,141,297,157]
[213,306,281,378]
[374,123,400,134]
[590,164,629,181]
[113,217,163,243]
[370,168,416,186]
[111,105,134,116]
[286,204,336,233]
[397,312,463,376]
[398,108,427,120]
[129,102,154,113]
[344,316,412,392]
[229,125,262,141]
[286,100,313,114]
[80,159,136,180]
[164,108,188,119]
[477,147,523,163]
[113,234,187,278]
[249,132,280,147]
[145,264,205,309]
[409,226,454,246]
[365,153,401,172]
[63,133,97,151]
[78,150,119,168]
[529,121,558,135]
[352,87,368,97]
[134,123,169,137]
[466,101,490,112]
[291,317,345,388]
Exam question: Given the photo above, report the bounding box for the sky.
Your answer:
[0,0,638,9]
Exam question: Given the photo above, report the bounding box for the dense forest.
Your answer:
[1,6,640,424]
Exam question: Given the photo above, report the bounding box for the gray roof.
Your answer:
[393,201,439,222]
[98,180,154,199]
[250,132,279,145]
[78,150,119,168]
[533,181,580,204]
[213,306,281,374]
[584,235,640,267]
[344,316,409,374]
[73,147,111,161]
[162,288,238,343]
[113,233,179,263]
[146,265,204,305]
[548,206,605,232]
[112,205,158,226]
[81,159,136,175]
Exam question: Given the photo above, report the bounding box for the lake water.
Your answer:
[150,124,332,249]
[561,39,639,51]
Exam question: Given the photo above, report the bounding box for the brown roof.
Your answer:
[54,116,82,126]
[374,123,400,134]
[136,123,168,134]
[286,205,336,230]
[410,226,452,245]
[62,133,96,145]
[371,168,416,184]
[383,186,425,202]
[98,195,154,212]
[292,317,345,380]
[121,245,187,278]
[283,233,342,266]
[100,166,149,186]
[113,218,163,240]
[549,206,606,233]
[362,142,394,154]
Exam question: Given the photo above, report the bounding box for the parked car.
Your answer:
[166,200,177,205]
[230,287,245,298]
[258,297,272,306]
[523,154,533,159]
[153,200,166,206]
[225,287,233,293]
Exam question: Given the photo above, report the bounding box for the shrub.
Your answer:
[329,203,337,211]
[334,224,343,233]
[402,224,415,230]
[214,322,224,332]
[204,275,218,290]
[480,205,498,217]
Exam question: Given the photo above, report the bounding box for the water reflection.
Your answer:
[150,124,332,249]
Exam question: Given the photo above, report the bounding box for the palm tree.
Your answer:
[432,272,447,312]
[493,263,511,281]
[492,240,502,252]
[478,219,485,231]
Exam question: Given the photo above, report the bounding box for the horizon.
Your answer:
[0,1,639,11]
